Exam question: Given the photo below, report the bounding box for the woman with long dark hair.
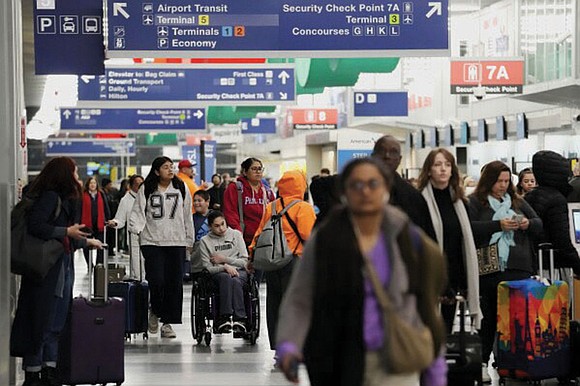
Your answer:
[222,157,275,246]
[81,176,110,269]
[11,157,102,386]
[129,156,194,339]
[467,160,542,382]
[417,149,481,333]
[276,158,447,386]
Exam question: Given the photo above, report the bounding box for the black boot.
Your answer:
[22,371,43,386]
[40,367,61,386]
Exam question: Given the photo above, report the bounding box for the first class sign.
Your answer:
[450,59,524,94]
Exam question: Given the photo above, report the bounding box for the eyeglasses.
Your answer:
[249,167,264,173]
[347,179,384,192]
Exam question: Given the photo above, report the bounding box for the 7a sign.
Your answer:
[450,59,524,94]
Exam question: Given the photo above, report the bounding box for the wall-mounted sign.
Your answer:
[240,118,277,134]
[443,124,453,146]
[459,122,470,145]
[477,119,488,143]
[77,65,295,106]
[46,138,135,157]
[106,0,449,58]
[60,107,205,132]
[34,0,105,74]
[353,91,408,117]
[496,116,507,140]
[450,58,524,94]
[516,113,528,139]
[289,108,338,130]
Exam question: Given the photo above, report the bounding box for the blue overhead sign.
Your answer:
[60,107,205,132]
[106,0,448,58]
[240,118,277,134]
[353,91,408,117]
[34,0,104,75]
[77,65,295,106]
[181,145,201,185]
[46,138,136,157]
[201,140,217,183]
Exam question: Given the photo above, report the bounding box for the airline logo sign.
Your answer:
[289,108,338,130]
[450,59,524,94]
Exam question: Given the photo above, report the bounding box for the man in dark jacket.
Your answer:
[372,135,436,240]
[525,150,580,276]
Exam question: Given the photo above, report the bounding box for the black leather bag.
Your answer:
[11,196,64,282]
[477,242,500,275]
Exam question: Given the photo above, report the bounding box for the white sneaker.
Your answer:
[148,311,159,334]
[482,364,491,384]
[160,323,176,338]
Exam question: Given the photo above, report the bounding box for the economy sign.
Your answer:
[60,107,205,132]
[77,65,295,106]
[450,59,524,94]
[106,0,448,58]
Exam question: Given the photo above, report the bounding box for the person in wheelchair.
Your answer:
[199,211,250,334]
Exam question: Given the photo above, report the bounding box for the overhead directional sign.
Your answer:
[106,0,449,58]
[77,65,295,106]
[450,58,524,94]
[353,91,408,117]
[60,107,205,132]
[34,0,104,74]
[46,138,136,157]
[241,118,277,134]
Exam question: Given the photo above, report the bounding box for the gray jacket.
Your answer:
[199,227,248,274]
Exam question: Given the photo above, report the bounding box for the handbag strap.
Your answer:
[280,197,304,245]
[362,254,394,314]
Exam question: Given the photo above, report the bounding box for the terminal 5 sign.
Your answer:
[450,59,524,94]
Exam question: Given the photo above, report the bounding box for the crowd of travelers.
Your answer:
[10,137,580,386]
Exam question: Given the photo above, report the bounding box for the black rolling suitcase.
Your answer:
[446,296,483,386]
[58,244,125,385]
[109,233,149,339]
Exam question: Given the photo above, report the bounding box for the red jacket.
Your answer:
[222,176,275,245]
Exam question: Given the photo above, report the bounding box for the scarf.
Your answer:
[422,183,482,328]
[82,191,105,232]
[487,194,516,271]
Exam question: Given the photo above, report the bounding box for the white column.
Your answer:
[0,0,25,384]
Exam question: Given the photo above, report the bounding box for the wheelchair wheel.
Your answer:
[190,283,197,340]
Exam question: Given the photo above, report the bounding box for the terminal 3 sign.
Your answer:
[106,0,448,58]
[450,59,524,95]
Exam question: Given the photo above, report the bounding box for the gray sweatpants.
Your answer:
[213,269,248,319]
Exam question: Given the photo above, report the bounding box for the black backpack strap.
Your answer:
[280,198,304,249]
[236,181,245,233]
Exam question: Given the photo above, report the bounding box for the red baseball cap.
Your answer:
[178,159,195,169]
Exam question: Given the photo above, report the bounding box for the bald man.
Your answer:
[372,135,436,240]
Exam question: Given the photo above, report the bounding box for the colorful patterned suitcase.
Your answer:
[496,247,571,381]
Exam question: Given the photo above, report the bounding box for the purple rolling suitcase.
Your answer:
[59,244,125,385]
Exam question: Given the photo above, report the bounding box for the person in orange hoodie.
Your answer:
[249,170,316,354]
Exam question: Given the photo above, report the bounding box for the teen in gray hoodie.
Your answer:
[199,211,249,333]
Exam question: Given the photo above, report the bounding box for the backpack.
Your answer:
[252,199,300,271]
[11,195,64,282]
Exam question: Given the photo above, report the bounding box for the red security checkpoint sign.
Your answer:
[450,59,524,94]
[288,108,338,130]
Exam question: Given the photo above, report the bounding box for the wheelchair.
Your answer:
[190,270,260,346]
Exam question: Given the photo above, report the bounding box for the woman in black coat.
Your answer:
[11,157,102,386]
[525,150,580,276]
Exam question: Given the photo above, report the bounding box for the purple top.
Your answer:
[364,234,389,351]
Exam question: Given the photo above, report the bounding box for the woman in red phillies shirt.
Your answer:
[223,158,275,246]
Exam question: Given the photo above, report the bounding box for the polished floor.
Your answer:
[13,251,574,386]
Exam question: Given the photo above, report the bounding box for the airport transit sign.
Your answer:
[353,91,408,117]
[60,107,205,132]
[45,138,136,157]
[450,58,524,94]
[106,0,449,58]
[77,65,295,106]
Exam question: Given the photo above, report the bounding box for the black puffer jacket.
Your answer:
[525,150,580,274]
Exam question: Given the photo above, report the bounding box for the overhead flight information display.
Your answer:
[106,0,448,57]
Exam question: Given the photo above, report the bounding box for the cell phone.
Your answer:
[512,214,524,223]
[288,358,299,381]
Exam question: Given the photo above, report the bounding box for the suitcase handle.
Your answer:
[537,243,555,281]
[88,240,109,302]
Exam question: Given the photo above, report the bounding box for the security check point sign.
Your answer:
[106,0,449,58]
[450,59,524,94]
